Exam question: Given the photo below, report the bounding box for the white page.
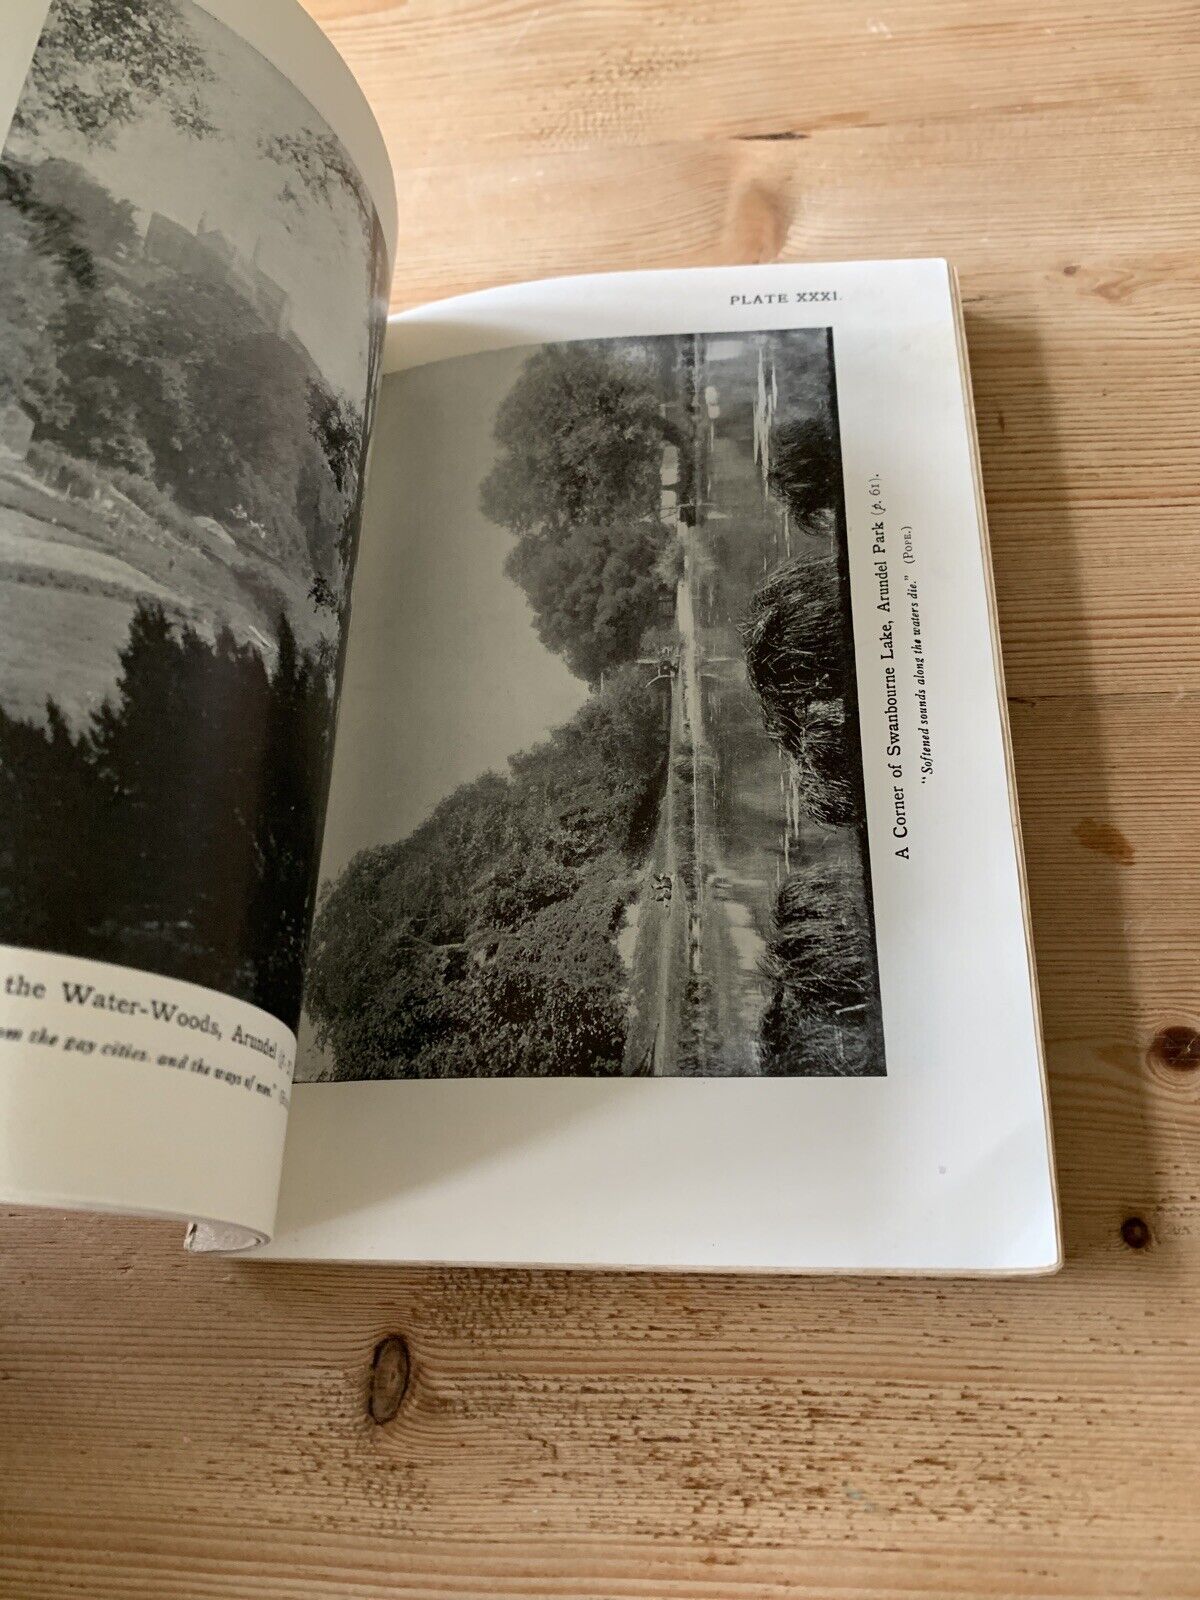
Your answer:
[261,260,1060,1272]
[0,0,395,1241]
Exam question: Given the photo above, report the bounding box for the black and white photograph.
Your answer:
[302,325,887,1079]
[0,0,389,1029]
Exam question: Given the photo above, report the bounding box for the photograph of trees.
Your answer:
[0,0,388,1028]
[302,328,886,1079]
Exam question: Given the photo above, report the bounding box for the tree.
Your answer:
[305,666,669,1078]
[463,862,630,1076]
[0,698,107,947]
[12,0,215,145]
[260,127,372,246]
[258,117,391,550]
[480,343,677,680]
[3,157,363,602]
[0,204,65,410]
[33,265,339,574]
[244,616,334,1015]
[88,605,270,979]
[0,159,96,292]
[28,157,137,257]
[0,601,335,1026]
[305,380,368,613]
[258,138,389,617]
[505,518,666,683]
[307,382,362,500]
[303,770,513,1075]
[43,292,163,476]
[4,0,380,619]
[481,343,666,536]
[0,157,104,426]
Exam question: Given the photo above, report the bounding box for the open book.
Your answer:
[0,0,1059,1272]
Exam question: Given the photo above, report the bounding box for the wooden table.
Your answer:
[4,2,1199,1595]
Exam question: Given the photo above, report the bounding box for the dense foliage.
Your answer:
[0,156,361,599]
[305,666,669,1077]
[505,518,666,684]
[480,343,676,682]
[0,602,330,1026]
[0,0,387,1026]
[12,0,217,147]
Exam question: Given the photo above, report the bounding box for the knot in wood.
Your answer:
[1149,1026,1200,1074]
[369,1334,410,1424]
[1120,1216,1151,1251]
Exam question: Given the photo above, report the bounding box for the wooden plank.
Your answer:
[3,688,1198,1595]
[372,117,1200,308]
[3,0,1199,1595]
[313,1,1200,156]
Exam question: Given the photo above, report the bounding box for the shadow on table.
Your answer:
[965,306,1155,1273]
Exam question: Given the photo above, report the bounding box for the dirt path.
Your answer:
[624,335,779,1074]
[678,539,764,1074]
[650,658,689,1075]
[620,654,688,1077]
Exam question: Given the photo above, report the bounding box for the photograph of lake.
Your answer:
[301,327,887,1079]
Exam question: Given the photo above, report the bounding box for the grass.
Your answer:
[759,1002,880,1076]
[0,583,134,724]
[757,861,884,1077]
[25,440,213,549]
[0,444,333,705]
[25,439,109,500]
[740,554,863,829]
[787,699,858,828]
[741,554,850,737]
[765,412,838,525]
[763,861,874,1011]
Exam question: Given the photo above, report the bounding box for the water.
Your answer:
[623,326,867,1076]
[681,329,852,1073]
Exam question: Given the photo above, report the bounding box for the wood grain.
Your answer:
[3,1,1199,1595]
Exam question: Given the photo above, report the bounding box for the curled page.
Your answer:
[0,0,395,1242]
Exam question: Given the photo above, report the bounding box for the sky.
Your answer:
[7,0,376,399]
[316,346,591,885]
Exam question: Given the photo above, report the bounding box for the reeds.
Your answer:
[765,413,837,524]
[787,699,857,828]
[741,556,847,737]
[761,862,873,1012]
[759,998,876,1076]
[758,862,881,1076]
[741,556,859,826]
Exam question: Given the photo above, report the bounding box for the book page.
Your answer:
[262,261,1059,1272]
[0,0,394,1242]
